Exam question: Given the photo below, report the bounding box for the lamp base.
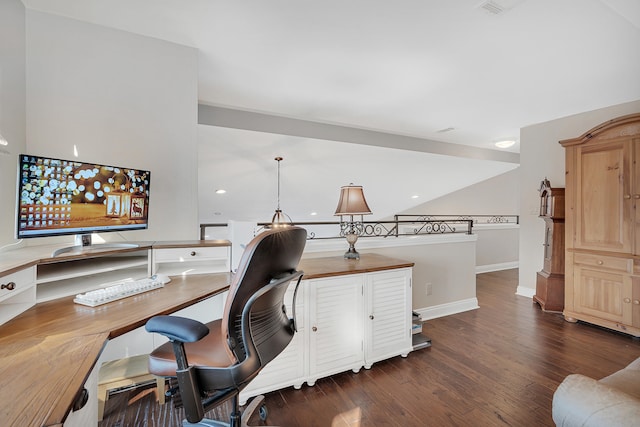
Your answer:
[343,248,360,260]
[343,232,360,260]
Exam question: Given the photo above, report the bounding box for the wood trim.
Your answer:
[559,112,640,147]
[149,240,231,249]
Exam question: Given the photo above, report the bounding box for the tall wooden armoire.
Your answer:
[534,178,565,312]
[560,113,640,337]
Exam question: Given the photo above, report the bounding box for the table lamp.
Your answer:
[334,184,372,259]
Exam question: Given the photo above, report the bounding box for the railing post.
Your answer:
[394,215,399,237]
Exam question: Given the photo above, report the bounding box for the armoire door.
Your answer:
[575,139,632,253]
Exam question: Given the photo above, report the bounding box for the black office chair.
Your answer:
[145,226,306,427]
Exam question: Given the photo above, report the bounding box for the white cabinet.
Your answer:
[240,266,412,404]
[364,268,412,368]
[0,267,37,326]
[307,274,364,385]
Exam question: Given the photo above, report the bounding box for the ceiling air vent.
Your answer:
[479,1,506,14]
[437,127,455,133]
[478,0,526,15]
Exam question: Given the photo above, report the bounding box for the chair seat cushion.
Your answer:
[148,319,235,377]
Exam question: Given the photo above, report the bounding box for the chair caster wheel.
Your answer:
[259,404,268,421]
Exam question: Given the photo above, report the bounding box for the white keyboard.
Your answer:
[74,277,166,307]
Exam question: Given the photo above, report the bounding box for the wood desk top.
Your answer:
[0,253,412,427]
[0,273,231,427]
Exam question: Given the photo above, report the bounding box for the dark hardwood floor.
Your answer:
[99,269,640,426]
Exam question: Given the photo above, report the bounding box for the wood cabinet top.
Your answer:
[559,112,640,147]
[0,253,410,427]
[299,253,414,279]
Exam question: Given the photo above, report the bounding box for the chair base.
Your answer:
[183,395,276,427]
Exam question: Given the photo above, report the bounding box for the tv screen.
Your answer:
[16,154,151,239]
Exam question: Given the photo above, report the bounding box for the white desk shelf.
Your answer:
[35,250,151,303]
[0,267,37,325]
[0,240,232,324]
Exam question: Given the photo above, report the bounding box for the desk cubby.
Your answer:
[36,250,151,302]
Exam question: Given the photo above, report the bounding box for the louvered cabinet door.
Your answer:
[364,268,413,368]
[307,275,364,386]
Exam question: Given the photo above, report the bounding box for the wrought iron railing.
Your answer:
[394,214,519,225]
[199,214,518,241]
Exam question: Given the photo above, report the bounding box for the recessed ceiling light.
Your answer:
[310,212,318,216]
[215,189,226,194]
[411,195,419,199]
[494,139,516,148]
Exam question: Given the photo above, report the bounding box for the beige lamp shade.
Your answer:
[334,184,372,215]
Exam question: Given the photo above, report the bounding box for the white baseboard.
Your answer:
[475,261,519,274]
[516,286,535,298]
[414,297,479,321]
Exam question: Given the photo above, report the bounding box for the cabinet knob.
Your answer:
[597,260,604,265]
[633,300,640,305]
[624,194,631,199]
[312,326,318,332]
[1,282,16,291]
[190,251,196,256]
[624,298,631,304]
[369,315,375,320]
[634,195,640,199]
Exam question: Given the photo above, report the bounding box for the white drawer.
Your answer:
[153,246,228,263]
[0,267,36,301]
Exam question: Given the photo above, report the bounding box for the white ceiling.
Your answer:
[21,0,640,152]
[20,0,640,223]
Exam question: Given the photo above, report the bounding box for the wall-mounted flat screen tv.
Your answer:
[16,154,151,240]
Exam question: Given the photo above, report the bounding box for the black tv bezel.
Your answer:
[16,154,151,240]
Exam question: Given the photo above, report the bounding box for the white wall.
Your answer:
[0,0,26,250]
[475,226,519,272]
[23,10,199,245]
[401,169,520,271]
[402,169,520,215]
[517,99,640,297]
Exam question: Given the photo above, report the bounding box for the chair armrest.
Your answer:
[552,374,640,427]
[145,315,209,343]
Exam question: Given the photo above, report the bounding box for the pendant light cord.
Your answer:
[275,156,283,211]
